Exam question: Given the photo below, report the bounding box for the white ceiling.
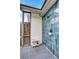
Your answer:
[20,0,57,16]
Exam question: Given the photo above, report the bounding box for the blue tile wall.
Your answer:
[42,1,59,59]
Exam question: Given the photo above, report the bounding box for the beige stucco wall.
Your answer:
[31,13,42,46]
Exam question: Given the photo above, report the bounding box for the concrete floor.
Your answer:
[20,45,57,59]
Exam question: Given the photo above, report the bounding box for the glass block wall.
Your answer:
[42,1,59,58]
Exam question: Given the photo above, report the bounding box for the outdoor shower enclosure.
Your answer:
[42,1,59,58]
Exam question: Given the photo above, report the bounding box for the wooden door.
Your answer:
[23,22,30,46]
[20,11,30,47]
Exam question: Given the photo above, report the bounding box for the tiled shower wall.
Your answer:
[42,1,59,58]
